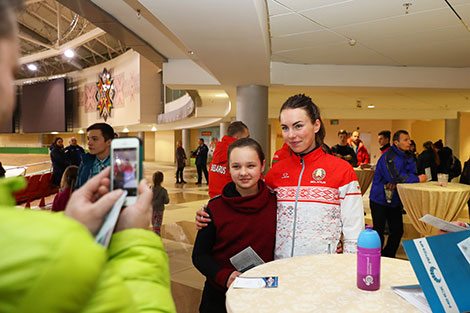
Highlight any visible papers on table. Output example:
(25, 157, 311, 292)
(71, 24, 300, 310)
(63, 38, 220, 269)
(419, 214, 468, 233)
(391, 285, 431, 313)
(232, 276, 278, 289)
(403, 230, 470, 313)
(230, 246, 265, 273)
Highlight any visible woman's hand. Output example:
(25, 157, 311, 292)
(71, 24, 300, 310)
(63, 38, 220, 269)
(65, 167, 124, 236)
(195, 204, 211, 230)
(437, 221, 468, 235)
(114, 179, 153, 232)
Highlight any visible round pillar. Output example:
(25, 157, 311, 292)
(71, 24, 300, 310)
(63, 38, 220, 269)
(236, 85, 269, 156)
(182, 128, 191, 166)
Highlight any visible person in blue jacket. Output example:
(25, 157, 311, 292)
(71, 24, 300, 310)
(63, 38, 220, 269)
(76, 123, 114, 189)
(369, 130, 427, 258)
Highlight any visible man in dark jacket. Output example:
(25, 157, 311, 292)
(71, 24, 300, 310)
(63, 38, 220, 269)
(76, 123, 114, 189)
(195, 138, 209, 184)
(370, 130, 427, 258)
(65, 137, 85, 166)
(331, 129, 357, 167)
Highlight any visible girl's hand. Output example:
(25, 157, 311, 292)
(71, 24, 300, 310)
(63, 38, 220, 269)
(227, 271, 242, 288)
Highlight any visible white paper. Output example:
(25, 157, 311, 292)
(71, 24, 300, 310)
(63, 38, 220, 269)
(233, 277, 267, 289)
(419, 214, 468, 233)
(425, 167, 432, 181)
(457, 236, 470, 265)
(95, 190, 127, 247)
(391, 285, 432, 313)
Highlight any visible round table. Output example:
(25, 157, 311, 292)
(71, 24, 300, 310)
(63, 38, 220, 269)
(397, 181, 470, 236)
(354, 168, 375, 195)
(226, 254, 421, 313)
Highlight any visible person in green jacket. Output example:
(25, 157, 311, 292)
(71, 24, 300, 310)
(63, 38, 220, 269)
(0, 1, 176, 312)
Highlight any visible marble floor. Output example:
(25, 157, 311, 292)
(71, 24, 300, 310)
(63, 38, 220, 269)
(2, 153, 470, 313)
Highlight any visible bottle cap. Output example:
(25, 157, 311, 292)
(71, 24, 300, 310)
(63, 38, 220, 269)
(357, 225, 381, 249)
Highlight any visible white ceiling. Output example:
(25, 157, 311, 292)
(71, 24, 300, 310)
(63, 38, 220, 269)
(268, 0, 470, 67)
(39, 0, 470, 125)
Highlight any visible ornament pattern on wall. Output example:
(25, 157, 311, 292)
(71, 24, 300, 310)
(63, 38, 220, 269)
(95, 68, 115, 121)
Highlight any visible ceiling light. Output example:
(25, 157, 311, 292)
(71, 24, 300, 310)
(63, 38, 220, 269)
(348, 39, 357, 46)
(64, 49, 75, 58)
(123, 127, 129, 133)
(188, 50, 194, 55)
(78, 129, 84, 134)
(151, 126, 157, 131)
(215, 94, 227, 98)
(51, 131, 58, 134)
(368, 105, 375, 109)
(27, 63, 37, 71)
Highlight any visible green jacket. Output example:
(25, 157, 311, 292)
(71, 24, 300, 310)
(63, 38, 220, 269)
(0, 177, 176, 313)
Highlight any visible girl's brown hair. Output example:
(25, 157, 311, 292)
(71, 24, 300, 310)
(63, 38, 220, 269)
(153, 171, 164, 187)
(60, 165, 78, 191)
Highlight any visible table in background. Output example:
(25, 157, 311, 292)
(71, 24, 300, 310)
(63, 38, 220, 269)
(397, 181, 470, 236)
(226, 254, 421, 313)
(354, 167, 375, 195)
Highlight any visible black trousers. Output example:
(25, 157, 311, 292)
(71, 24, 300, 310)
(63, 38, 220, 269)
(196, 164, 209, 183)
(176, 167, 184, 183)
(199, 281, 226, 313)
(370, 200, 404, 258)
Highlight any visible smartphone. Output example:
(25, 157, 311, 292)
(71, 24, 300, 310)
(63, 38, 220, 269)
(110, 137, 143, 206)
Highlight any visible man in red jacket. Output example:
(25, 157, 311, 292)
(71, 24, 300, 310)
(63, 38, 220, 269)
(348, 130, 370, 165)
(208, 121, 249, 198)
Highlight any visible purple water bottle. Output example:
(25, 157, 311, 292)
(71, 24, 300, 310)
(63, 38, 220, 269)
(357, 225, 381, 291)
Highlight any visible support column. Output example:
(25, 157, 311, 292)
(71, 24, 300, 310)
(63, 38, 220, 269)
(236, 85, 269, 157)
(38, 134, 43, 148)
(182, 128, 190, 166)
(220, 122, 229, 138)
(445, 115, 460, 158)
(81, 133, 86, 147)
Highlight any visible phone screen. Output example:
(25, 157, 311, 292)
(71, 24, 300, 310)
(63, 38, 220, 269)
(112, 147, 138, 196)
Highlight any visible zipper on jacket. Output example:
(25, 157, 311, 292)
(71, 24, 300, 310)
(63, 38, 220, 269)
(291, 156, 305, 257)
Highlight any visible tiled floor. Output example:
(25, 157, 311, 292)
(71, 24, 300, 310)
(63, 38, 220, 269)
(3, 154, 470, 313)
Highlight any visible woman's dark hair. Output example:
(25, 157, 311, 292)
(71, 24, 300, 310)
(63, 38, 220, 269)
(227, 137, 265, 164)
(153, 171, 164, 187)
(60, 165, 78, 191)
(53, 137, 63, 148)
(279, 94, 326, 152)
(433, 139, 444, 150)
(423, 141, 433, 150)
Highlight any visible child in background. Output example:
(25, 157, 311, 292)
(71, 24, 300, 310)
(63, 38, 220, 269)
(52, 165, 78, 212)
(152, 171, 169, 236)
(192, 138, 277, 313)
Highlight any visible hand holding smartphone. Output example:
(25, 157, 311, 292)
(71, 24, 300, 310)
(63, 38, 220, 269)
(110, 137, 143, 206)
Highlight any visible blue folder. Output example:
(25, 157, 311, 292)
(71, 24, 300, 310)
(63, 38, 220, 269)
(403, 230, 470, 313)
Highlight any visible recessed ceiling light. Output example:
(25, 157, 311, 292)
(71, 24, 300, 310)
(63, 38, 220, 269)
(64, 49, 75, 58)
(123, 127, 129, 133)
(188, 50, 194, 55)
(215, 94, 227, 98)
(348, 39, 357, 46)
(368, 105, 375, 109)
(78, 129, 84, 134)
(51, 131, 58, 134)
(27, 63, 37, 71)
(151, 126, 157, 131)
